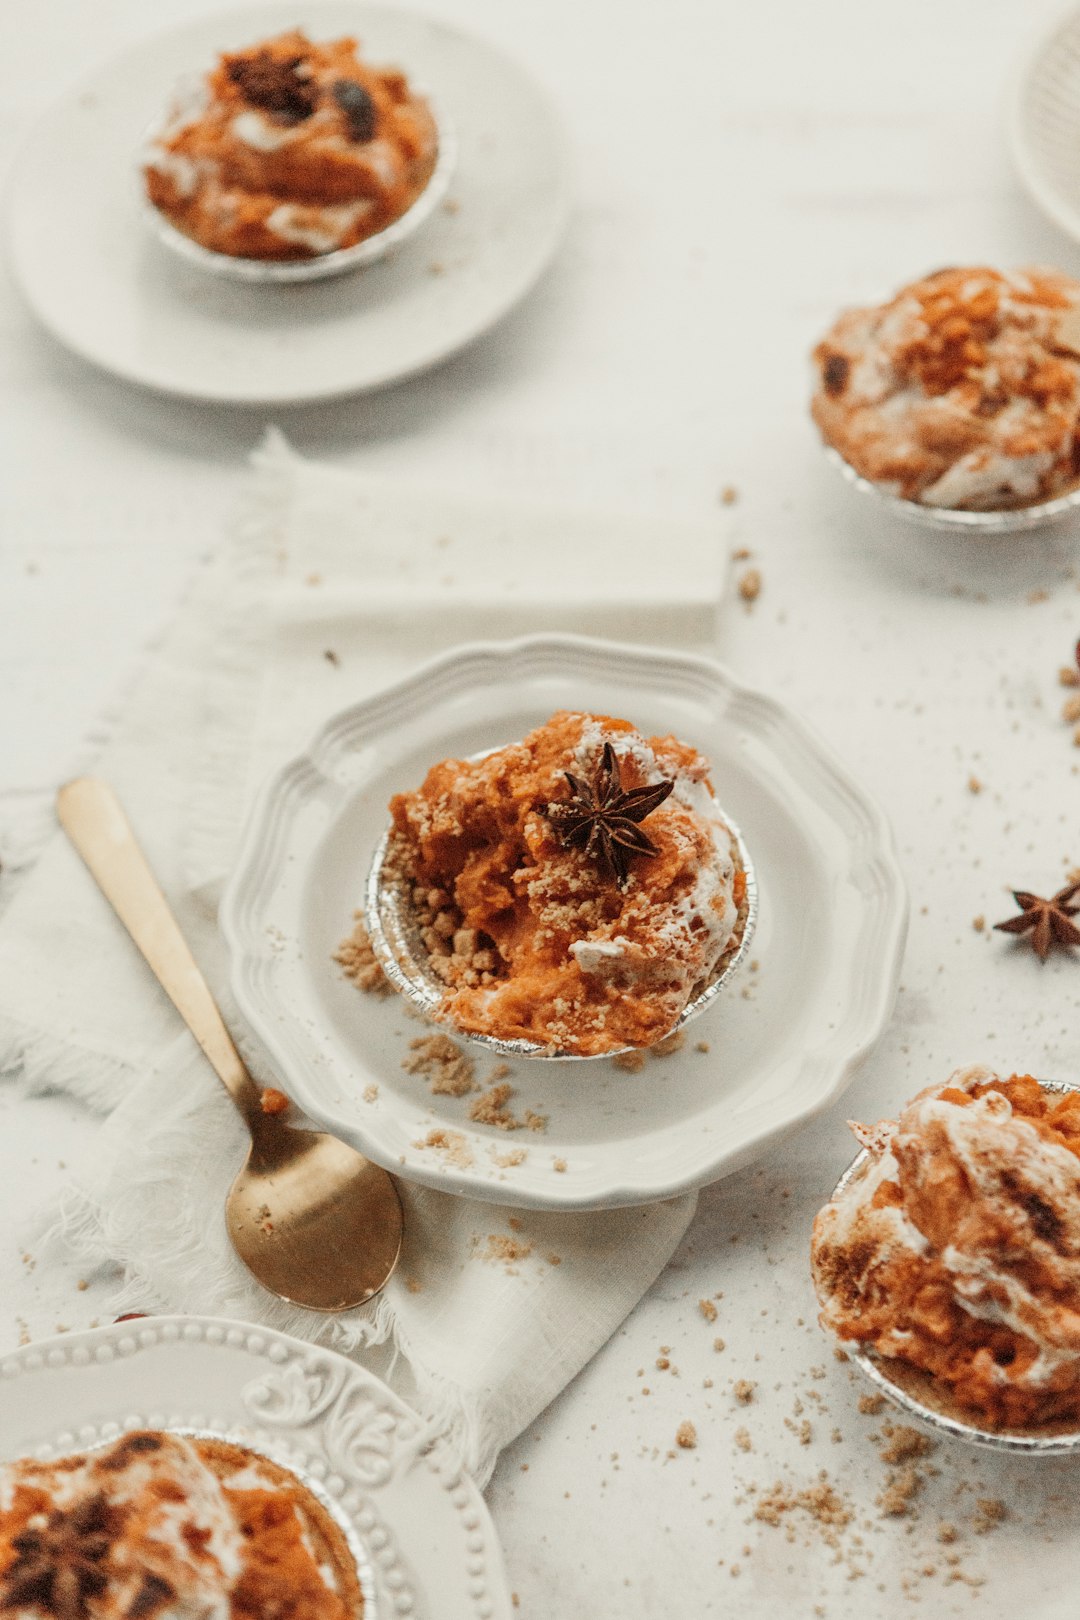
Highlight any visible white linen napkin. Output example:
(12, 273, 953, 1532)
(0, 432, 724, 1485)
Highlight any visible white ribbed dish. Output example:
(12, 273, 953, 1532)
(828, 1079, 1080, 1455)
(1013, 5, 1080, 250)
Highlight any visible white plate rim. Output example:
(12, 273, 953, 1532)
(0, 1314, 512, 1620)
(220, 633, 909, 1211)
(3, 1, 572, 405)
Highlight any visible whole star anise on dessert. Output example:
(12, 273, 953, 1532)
(0, 1494, 124, 1620)
(546, 741, 674, 886)
(226, 51, 318, 121)
(993, 881, 1080, 962)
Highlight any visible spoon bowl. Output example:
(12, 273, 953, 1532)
(57, 776, 403, 1312)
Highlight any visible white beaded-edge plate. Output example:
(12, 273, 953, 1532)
(4, 2, 570, 404)
(1012, 4, 1080, 247)
(220, 634, 909, 1212)
(0, 1316, 511, 1620)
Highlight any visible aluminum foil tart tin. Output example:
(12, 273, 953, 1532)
(823, 444, 1080, 534)
(365, 799, 758, 1063)
(141, 99, 456, 285)
(828, 1078, 1080, 1456)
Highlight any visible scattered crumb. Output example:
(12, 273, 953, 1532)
(878, 1463, 923, 1518)
(546, 1253, 562, 1266)
(699, 1298, 718, 1323)
(76, 1280, 88, 1292)
(468, 1082, 546, 1133)
(967, 774, 982, 794)
(937, 1522, 958, 1544)
(972, 914, 985, 932)
(478, 1233, 533, 1271)
(754, 1476, 853, 1545)
(259, 1087, 289, 1116)
(733, 1379, 756, 1404)
(1063, 695, 1080, 724)
(734, 1427, 752, 1453)
(858, 1393, 885, 1415)
(323, 648, 340, 667)
(972, 1498, 1007, 1535)
(363, 1084, 379, 1103)
(1028, 588, 1049, 604)
(404, 1033, 476, 1096)
(713, 1337, 726, 1353)
(411, 1128, 474, 1168)
(652, 1030, 685, 1057)
(334, 917, 392, 995)
(675, 1420, 697, 1450)
(553, 1157, 568, 1173)
(1060, 665, 1080, 688)
(695, 1040, 710, 1053)
(613, 1050, 647, 1073)
(721, 485, 739, 506)
(405, 1277, 422, 1294)
(878, 1424, 933, 1465)
(738, 568, 762, 605)
(492, 1147, 528, 1168)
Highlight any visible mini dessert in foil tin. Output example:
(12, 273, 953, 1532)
(0, 1427, 376, 1618)
(142, 30, 452, 282)
(812, 1067, 1080, 1452)
(360, 711, 757, 1060)
(812, 266, 1080, 531)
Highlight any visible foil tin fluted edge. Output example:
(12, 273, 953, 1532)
(364, 802, 758, 1064)
(828, 1078, 1080, 1455)
(822, 443, 1080, 534)
(140, 98, 457, 285)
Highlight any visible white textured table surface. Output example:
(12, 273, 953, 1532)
(5, 1, 1080, 1614)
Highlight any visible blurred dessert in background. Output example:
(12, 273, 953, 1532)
(811, 1065, 1080, 1430)
(812, 267, 1080, 510)
(144, 31, 438, 261)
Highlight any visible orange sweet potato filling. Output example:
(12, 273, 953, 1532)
(816, 1076, 1080, 1430)
(145, 31, 437, 260)
(389, 711, 741, 1055)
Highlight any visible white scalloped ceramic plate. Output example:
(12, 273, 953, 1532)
(220, 635, 908, 1211)
(0, 1316, 511, 1620)
(1011, 5, 1080, 246)
(5, 2, 569, 403)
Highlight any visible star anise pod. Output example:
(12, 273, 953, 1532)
(993, 881, 1080, 962)
(226, 51, 318, 122)
(0, 1494, 124, 1620)
(546, 741, 674, 886)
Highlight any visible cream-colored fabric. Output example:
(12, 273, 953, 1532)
(0, 432, 723, 1484)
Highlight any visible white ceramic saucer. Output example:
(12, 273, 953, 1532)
(0, 1315, 512, 1620)
(5, 3, 570, 404)
(220, 634, 908, 1212)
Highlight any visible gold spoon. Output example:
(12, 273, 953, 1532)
(56, 777, 403, 1313)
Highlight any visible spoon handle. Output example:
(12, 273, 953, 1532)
(56, 777, 265, 1130)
